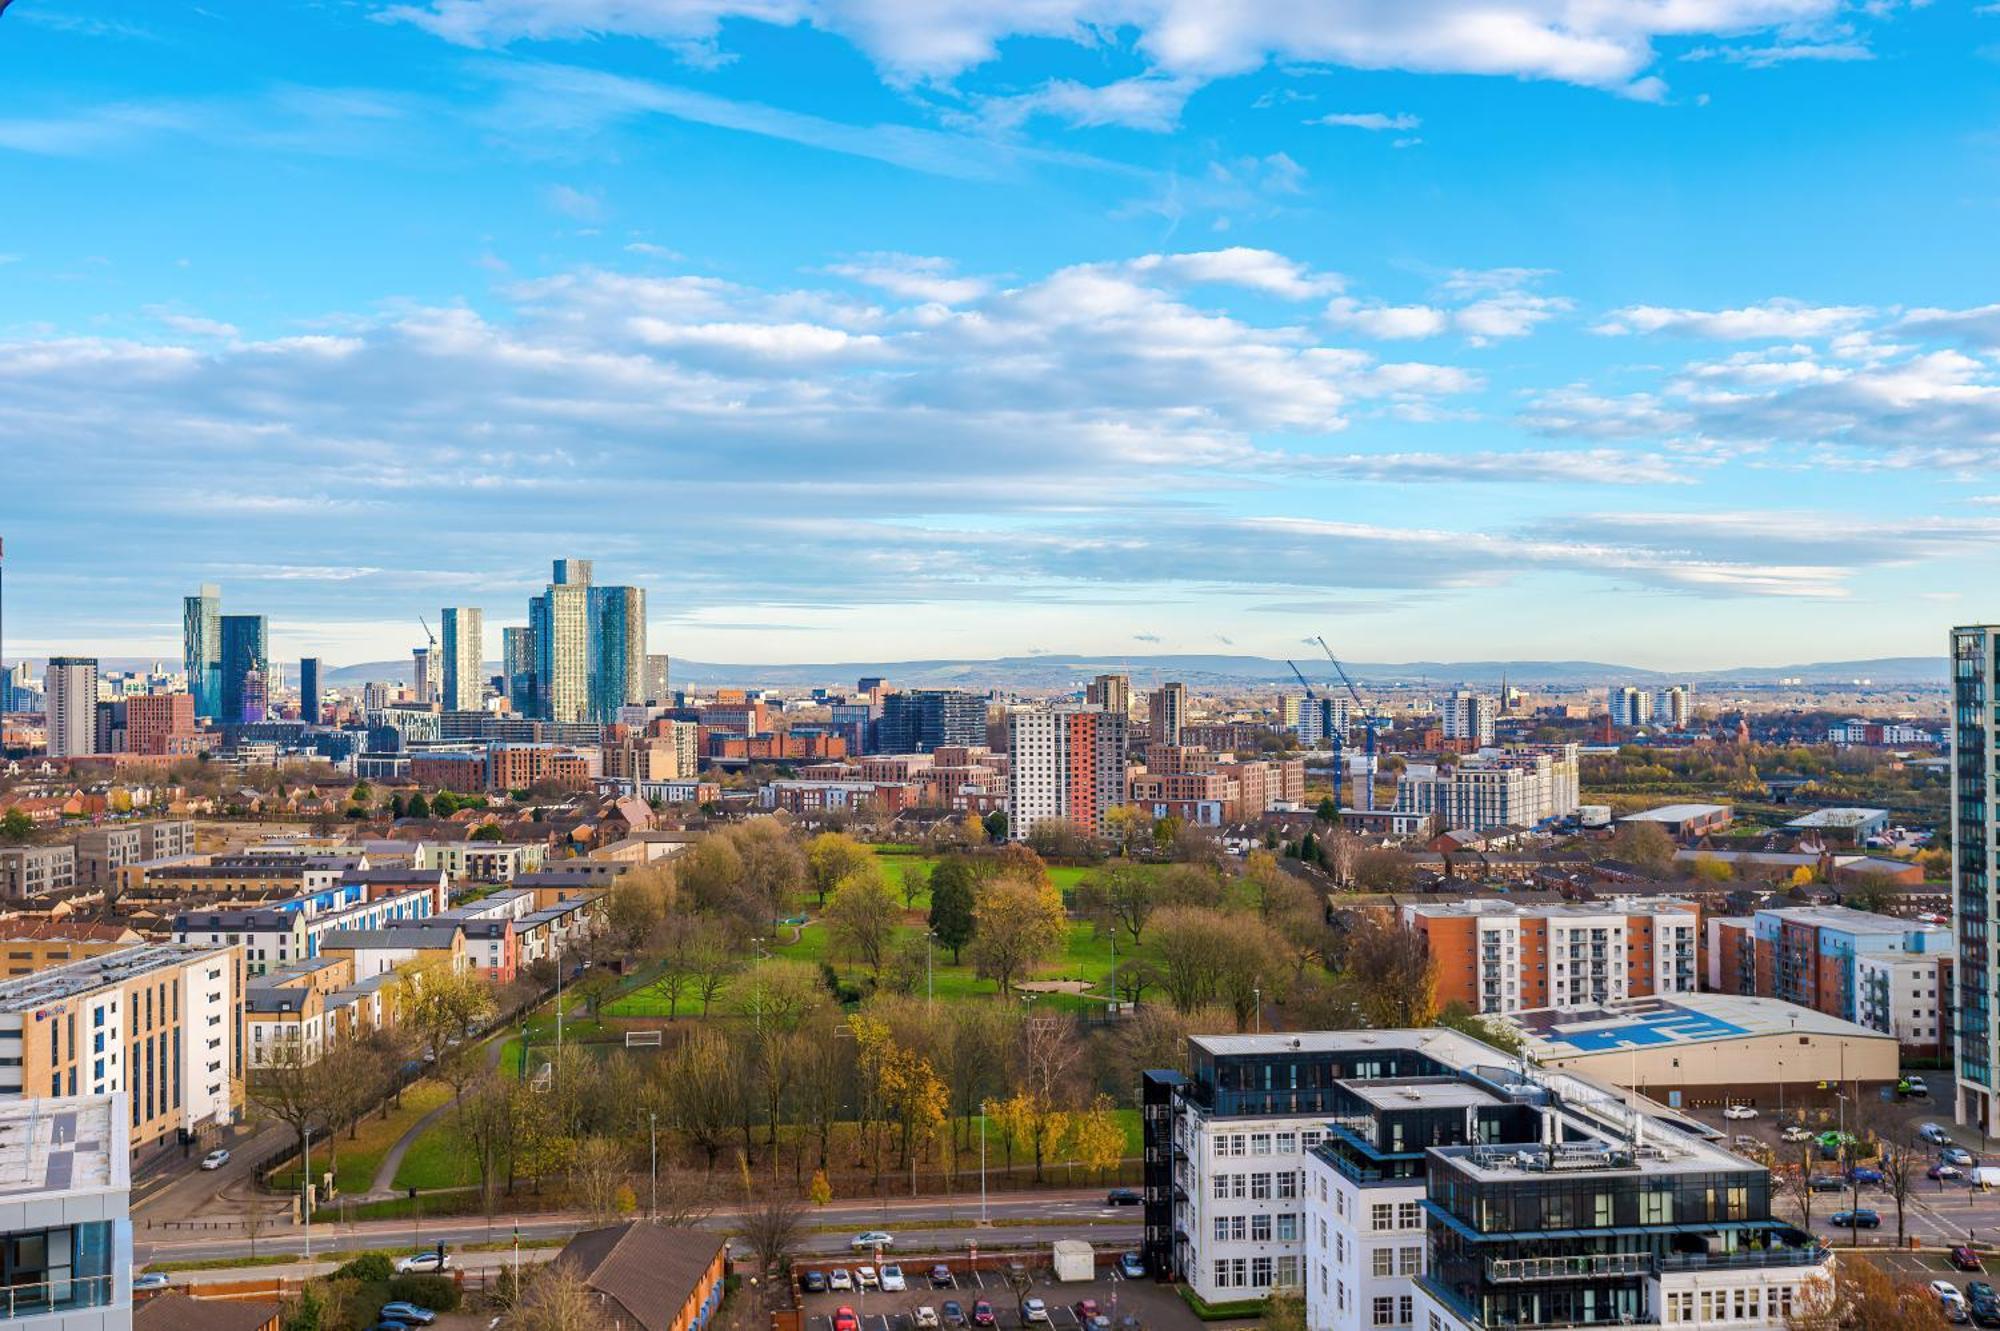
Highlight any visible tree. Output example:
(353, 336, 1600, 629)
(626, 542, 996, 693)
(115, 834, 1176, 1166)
(928, 858, 979, 963)
(1610, 820, 1675, 876)
(984, 811, 1008, 841)
(661, 1025, 740, 1167)
(457, 1071, 519, 1218)
(1872, 1112, 1920, 1247)
(404, 792, 431, 820)
(1103, 805, 1147, 858)
(247, 1039, 336, 1174)
(471, 824, 504, 842)
(1075, 865, 1158, 948)
(689, 928, 741, 1017)
(826, 866, 901, 976)
(1026, 819, 1095, 861)
(1150, 906, 1231, 1014)
(0, 809, 34, 843)
(1785, 1251, 1948, 1330)
(567, 1136, 636, 1223)
(1435, 1002, 1526, 1054)
(808, 1168, 832, 1206)
(806, 832, 871, 908)
(1351, 848, 1416, 892)
(1314, 796, 1339, 825)
(514, 1262, 614, 1331)
(606, 865, 673, 955)
(397, 964, 497, 1107)
(1065, 1095, 1126, 1181)
(1344, 915, 1438, 1028)
(1690, 855, 1736, 883)
(1779, 1142, 1819, 1232)
(968, 875, 1067, 996)
(741, 1195, 806, 1277)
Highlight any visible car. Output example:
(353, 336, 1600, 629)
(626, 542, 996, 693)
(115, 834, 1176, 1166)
(1022, 1299, 1049, 1324)
(1971, 1298, 2000, 1330)
(855, 1266, 879, 1290)
(394, 1252, 449, 1274)
(1831, 1209, 1881, 1229)
(1936, 1282, 1969, 1304)
(853, 1232, 894, 1251)
(1781, 1126, 1812, 1143)
(1948, 1304, 1975, 1327)
(915, 1311, 940, 1330)
(1809, 1174, 1846, 1193)
(1081, 1317, 1111, 1331)
(1076, 1301, 1102, 1322)
(1969, 1283, 1995, 1303)
(133, 1273, 170, 1292)
(881, 1265, 907, 1293)
(829, 1270, 854, 1292)
(1118, 1252, 1146, 1280)
(971, 1301, 996, 1327)
(1936, 1164, 1968, 1181)
(1924, 1124, 1955, 1146)
(1947, 1148, 1979, 1167)
(1956, 1248, 1988, 1273)
(1904, 1076, 1932, 1098)
(1723, 1104, 1758, 1120)
(1849, 1165, 1885, 1185)
(929, 1265, 955, 1288)
(1106, 1188, 1142, 1206)
(942, 1301, 965, 1326)
(199, 1149, 231, 1171)
(380, 1305, 436, 1326)
(834, 1308, 860, 1331)
(801, 1272, 828, 1294)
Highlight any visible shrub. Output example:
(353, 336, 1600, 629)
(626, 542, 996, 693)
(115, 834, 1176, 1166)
(388, 1274, 460, 1312)
(334, 1254, 394, 1283)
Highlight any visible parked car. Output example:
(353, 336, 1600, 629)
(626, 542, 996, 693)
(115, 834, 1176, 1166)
(801, 1272, 828, 1294)
(829, 1270, 854, 1292)
(1970, 1297, 2000, 1330)
(942, 1302, 966, 1326)
(1848, 1165, 1885, 1185)
(1935, 1281, 1970, 1305)
(855, 1266, 879, 1290)
(1022, 1299, 1049, 1324)
(1956, 1248, 1988, 1273)
(834, 1308, 861, 1331)
(133, 1274, 170, 1292)
(1923, 1124, 1955, 1146)
(915, 1310, 941, 1329)
(853, 1232, 894, 1251)
(1969, 1283, 1994, 1303)
(394, 1252, 449, 1274)
(1935, 1164, 1967, 1181)
(930, 1265, 955, 1289)
(1118, 1252, 1146, 1279)
(1903, 1075, 1932, 1098)
(1781, 1126, 1812, 1143)
(380, 1305, 435, 1326)
(971, 1301, 996, 1327)
(1723, 1104, 1758, 1120)
(881, 1265, 907, 1293)
(1106, 1189, 1142, 1206)
(1947, 1148, 1979, 1168)
(1830, 1209, 1880, 1228)
(1808, 1175, 1845, 1193)
(200, 1149, 231, 1171)
(1075, 1301, 1102, 1322)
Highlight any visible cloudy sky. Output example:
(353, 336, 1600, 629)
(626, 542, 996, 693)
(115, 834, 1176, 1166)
(4, 0, 1999, 671)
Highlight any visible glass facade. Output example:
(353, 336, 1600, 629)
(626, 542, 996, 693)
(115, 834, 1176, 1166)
(1955, 628, 1992, 1098)
(0, 1221, 116, 1320)
(181, 587, 221, 721)
(219, 614, 268, 727)
(587, 586, 647, 724)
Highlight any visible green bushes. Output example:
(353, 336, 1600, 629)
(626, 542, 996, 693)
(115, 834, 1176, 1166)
(333, 1254, 394, 1283)
(388, 1274, 460, 1312)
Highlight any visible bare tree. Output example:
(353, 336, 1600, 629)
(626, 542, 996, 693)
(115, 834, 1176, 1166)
(740, 1196, 806, 1278)
(1779, 1142, 1818, 1232)
(514, 1262, 613, 1331)
(568, 1135, 635, 1223)
(1871, 1114, 1920, 1248)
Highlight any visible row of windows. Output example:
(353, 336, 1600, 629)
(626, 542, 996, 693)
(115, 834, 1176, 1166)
(1212, 1256, 1300, 1290)
(1211, 1171, 1302, 1201)
(1662, 1285, 1797, 1322)
(1211, 1213, 1301, 1242)
(1211, 1130, 1324, 1157)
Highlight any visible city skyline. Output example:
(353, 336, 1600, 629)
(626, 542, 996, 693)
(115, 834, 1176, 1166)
(5, 3, 2000, 670)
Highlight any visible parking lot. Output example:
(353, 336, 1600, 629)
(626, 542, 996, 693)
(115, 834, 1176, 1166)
(796, 1255, 1218, 1331)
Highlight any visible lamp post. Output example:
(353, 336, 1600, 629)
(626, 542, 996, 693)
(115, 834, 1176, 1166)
(302, 1124, 314, 1262)
(979, 1101, 990, 1226)
(649, 1110, 659, 1219)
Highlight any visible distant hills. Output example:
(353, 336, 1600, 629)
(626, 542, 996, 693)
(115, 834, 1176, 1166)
(303, 652, 1949, 691)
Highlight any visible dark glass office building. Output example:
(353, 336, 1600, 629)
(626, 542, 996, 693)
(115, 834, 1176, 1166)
(877, 689, 986, 754)
(219, 613, 268, 726)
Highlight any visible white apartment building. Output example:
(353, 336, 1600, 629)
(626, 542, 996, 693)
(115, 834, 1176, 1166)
(1438, 693, 1496, 748)
(1393, 745, 1580, 830)
(45, 658, 98, 760)
(0, 1095, 135, 1331)
(1403, 899, 1701, 1016)
(1855, 951, 1951, 1050)
(1006, 704, 1129, 841)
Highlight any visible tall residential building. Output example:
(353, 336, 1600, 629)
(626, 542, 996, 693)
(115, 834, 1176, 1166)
(1148, 681, 1187, 745)
(0, 1094, 136, 1331)
(553, 558, 593, 587)
(126, 693, 195, 756)
(1609, 684, 1651, 728)
(503, 626, 537, 714)
(1954, 624, 1996, 1130)
(1294, 695, 1349, 746)
(1707, 905, 1952, 1055)
(218, 613, 267, 725)
(181, 582, 222, 720)
(878, 689, 987, 754)
(45, 656, 98, 758)
(411, 646, 437, 704)
(1403, 897, 1700, 1015)
(1085, 672, 1131, 717)
(531, 582, 590, 722)
(587, 585, 646, 722)
(644, 653, 672, 704)
(1653, 683, 1694, 730)
(1006, 704, 1128, 840)
(440, 606, 485, 712)
(1439, 691, 1496, 746)
(299, 657, 323, 725)
(1392, 744, 1581, 829)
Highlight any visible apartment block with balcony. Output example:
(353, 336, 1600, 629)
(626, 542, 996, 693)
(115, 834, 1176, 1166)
(1706, 905, 1952, 1054)
(0, 1094, 134, 1331)
(1403, 899, 1700, 1016)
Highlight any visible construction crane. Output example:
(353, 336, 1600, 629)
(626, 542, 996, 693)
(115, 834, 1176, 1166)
(1316, 636, 1382, 811)
(1288, 659, 1350, 811)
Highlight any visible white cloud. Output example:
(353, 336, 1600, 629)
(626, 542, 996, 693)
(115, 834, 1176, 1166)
(1684, 40, 1873, 66)
(1129, 248, 1339, 300)
(386, 0, 1870, 105)
(1594, 298, 1874, 340)
(544, 183, 604, 220)
(149, 310, 240, 339)
(1323, 299, 1450, 340)
(977, 75, 1196, 132)
(1899, 303, 2000, 348)
(1308, 112, 1420, 132)
(827, 253, 992, 304)
(1324, 270, 1569, 343)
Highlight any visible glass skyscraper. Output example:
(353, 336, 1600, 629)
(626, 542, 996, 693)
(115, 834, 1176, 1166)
(588, 584, 646, 723)
(1954, 625, 1994, 1129)
(299, 656, 322, 725)
(182, 583, 221, 720)
(219, 613, 268, 726)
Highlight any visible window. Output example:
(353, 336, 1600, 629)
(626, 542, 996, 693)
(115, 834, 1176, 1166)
(1214, 1174, 1231, 1200)
(1318, 1176, 1328, 1203)
(1398, 1247, 1421, 1276)
(1251, 1133, 1272, 1156)
(1276, 1214, 1299, 1242)
(1319, 1265, 1328, 1296)
(1372, 1296, 1397, 1327)
(1250, 1257, 1272, 1288)
(1302, 1130, 1323, 1150)
(1336, 1234, 1345, 1263)
(1318, 1218, 1327, 1246)
(1337, 1280, 1347, 1313)
(1278, 1171, 1299, 1200)
(1398, 1297, 1413, 1325)
(1214, 1262, 1232, 1289)
(1396, 1202, 1422, 1229)
(1251, 1215, 1272, 1242)
(1277, 1257, 1298, 1288)
(1231, 1175, 1247, 1200)
(1276, 1132, 1297, 1153)
(1252, 1173, 1272, 1200)
(1371, 1203, 1394, 1232)
(1215, 1216, 1245, 1242)
(1372, 1249, 1394, 1278)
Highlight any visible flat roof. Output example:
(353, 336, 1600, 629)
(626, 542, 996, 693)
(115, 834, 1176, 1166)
(1619, 803, 1730, 822)
(1507, 993, 1893, 1057)
(1786, 807, 1889, 828)
(1757, 904, 1930, 935)
(1406, 897, 1697, 920)
(0, 1095, 125, 1200)
(1347, 1077, 1503, 1113)
(0, 944, 228, 1008)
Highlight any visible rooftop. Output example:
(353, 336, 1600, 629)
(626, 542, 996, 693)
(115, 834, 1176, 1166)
(0, 1096, 125, 1200)
(1618, 803, 1730, 822)
(1506, 993, 1894, 1056)
(1755, 904, 1935, 935)
(1785, 807, 1889, 829)
(0, 944, 228, 1009)
(1347, 1076, 1504, 1113)
(1405, 896, 1697, 920)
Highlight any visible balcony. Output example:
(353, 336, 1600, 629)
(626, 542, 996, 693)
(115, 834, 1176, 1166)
(1486, 1253, 1651, 1283)
(0, 1274, 117, 1321)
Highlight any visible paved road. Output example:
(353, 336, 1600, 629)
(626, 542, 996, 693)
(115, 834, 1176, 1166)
(138, 1189, 1143, 1270)
(133, 1121, 292, 1223)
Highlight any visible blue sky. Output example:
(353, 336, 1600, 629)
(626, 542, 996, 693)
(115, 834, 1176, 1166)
(4, 0, 2000, 672)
